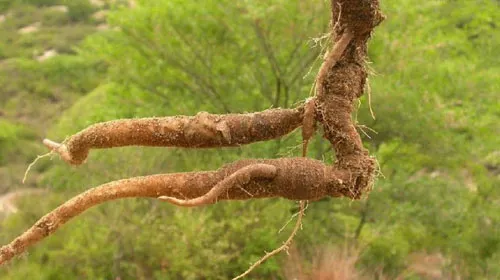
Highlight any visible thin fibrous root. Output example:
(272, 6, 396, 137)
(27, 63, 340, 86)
(158, 164, 277, 207)
(22, 151, 54, 184)
(232, 201, 306, 280)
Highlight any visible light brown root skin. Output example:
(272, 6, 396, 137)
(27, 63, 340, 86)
(315, 31, 354, 99)
(42, 139, 71, 163)
(0, 157, 351, 266)
(45, 107, 304, 165)
(159, 164, 277, 207)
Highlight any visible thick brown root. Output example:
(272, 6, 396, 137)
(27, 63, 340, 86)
(313, 0, 385, 197)
(158, 164, 277, 207)
(43, 107, 304, 165)
(0, 157, 350, 265)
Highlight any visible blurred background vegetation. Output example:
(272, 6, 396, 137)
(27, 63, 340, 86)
(0, 0, 498, 279)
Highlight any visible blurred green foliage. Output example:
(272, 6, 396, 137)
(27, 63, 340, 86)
(0, 120, 36, 165)
(0, 0, 499, 279)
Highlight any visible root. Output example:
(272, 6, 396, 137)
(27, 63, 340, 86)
(312, 0, 384, 198)
(315, 30, 354, 98)
(42, 139, 71, 163)
(3, 0, 385, 271)
(158, 164, 277, 207)
(22, 151, 54, 184)
(0, 158, 351, 266)
(301, 97, 317, 157)
(43, 107, 305, 165)
(232, 201, 306, 280)
(366, 79, 376, 120)
(234, 106, 313, 278)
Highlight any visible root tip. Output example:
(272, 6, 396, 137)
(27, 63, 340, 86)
(42, 138, 61, 150)
(42, 138, 75, 165)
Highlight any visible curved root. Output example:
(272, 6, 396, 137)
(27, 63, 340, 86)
(159, 164, 277, 207)
(0, 157, 349, 265)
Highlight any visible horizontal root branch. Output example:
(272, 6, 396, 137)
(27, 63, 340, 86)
(0, 157, 350, 265)
(44, 107, 305, 165)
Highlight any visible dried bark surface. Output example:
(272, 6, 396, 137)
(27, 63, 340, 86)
(0, 0, 384, 269)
